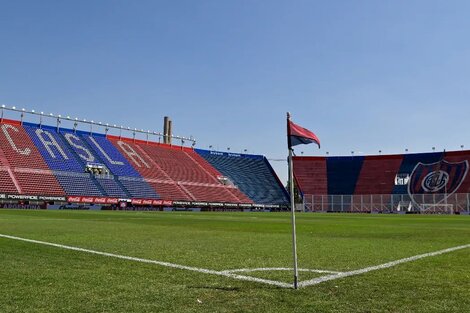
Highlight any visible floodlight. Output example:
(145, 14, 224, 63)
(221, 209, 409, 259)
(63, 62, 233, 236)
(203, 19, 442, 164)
(12, 106, 16, 109)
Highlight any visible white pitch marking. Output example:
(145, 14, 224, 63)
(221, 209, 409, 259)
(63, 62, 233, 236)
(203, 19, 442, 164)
(299, 243, 470, 288)
(2, 233, 468, 289)
(221, 267, 341, 274)
(0, 233, 291, 288)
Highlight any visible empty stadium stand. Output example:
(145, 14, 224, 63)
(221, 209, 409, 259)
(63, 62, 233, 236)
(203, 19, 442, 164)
(196, 150, 289, 205)
(108, 137, 253, 203)
(0, 116, 288, 208)
(295, 151, 470, 213)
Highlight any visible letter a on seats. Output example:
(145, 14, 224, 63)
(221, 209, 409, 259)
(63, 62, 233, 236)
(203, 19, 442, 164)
(117, 141, 150, 168)
(35, 129, 69, 159)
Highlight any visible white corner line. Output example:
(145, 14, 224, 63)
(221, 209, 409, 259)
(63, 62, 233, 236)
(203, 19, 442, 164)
(3, 233, 467, 290)
(0, 233, 292, 289)
(299, 243, 470, 288)
(221, 267, 341, 274)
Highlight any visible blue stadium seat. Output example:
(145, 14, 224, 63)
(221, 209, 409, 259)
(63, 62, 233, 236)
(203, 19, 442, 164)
(119, 177, 160, 199)
(23, 124, 105, 196)
(60, 130, 131, 198)
(82, 135, 143, 177)
(196, 150, 289, 205)
(95, 177, 130, 198)
(55, 172, 103, 196)
(24, 125, 84, 172)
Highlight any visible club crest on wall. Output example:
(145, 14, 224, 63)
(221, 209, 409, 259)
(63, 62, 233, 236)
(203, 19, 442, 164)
(408, 159, 469, 206)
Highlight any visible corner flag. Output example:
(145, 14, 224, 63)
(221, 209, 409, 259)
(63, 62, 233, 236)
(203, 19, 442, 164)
(286, 113, 320, 289)
(288, 119, 320, 149)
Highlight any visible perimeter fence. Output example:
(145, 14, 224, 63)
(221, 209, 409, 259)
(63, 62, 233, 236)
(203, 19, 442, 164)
(302, 193, 470, 214)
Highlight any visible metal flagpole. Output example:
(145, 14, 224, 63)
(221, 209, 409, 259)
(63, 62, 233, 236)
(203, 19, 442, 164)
(287, 112, 299, 289)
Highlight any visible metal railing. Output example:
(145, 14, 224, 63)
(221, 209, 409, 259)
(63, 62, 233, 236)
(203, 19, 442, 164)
(302, 193, 470, 214)
(0, 105, 196, 146)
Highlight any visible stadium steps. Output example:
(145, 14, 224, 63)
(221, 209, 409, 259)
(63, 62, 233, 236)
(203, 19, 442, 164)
(13, 168, 65, 196)
(94, 176, 130, 198)
(118, 176, 160, 199)
(0, 143, 21, 193)
(54, 171, 103, 197)
(109, 137, 214, 200)
(133, 143, 250, 202)
(131, 142, 193, 199)
(176, 183, 197, 201)
(138, 144, 219, 184)
(185, 150, 252, 202)
(0, 166, 20, 193)
(183, 150, 222, 184)
(145, 179, 194, 201)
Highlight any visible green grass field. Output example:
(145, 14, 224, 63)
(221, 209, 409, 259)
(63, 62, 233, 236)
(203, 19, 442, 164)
(0, 209, 469, 312)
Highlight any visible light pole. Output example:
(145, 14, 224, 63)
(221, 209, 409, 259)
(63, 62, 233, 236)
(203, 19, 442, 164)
(56, 115, 61, 132)
(1, 104, 5, 122)
(20, 108, 25, 125)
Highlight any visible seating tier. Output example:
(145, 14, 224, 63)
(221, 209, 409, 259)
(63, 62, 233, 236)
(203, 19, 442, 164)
(197, 150, 289, 205)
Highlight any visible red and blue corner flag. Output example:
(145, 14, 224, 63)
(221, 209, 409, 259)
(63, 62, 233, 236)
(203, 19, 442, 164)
(287, 117, 320, 149)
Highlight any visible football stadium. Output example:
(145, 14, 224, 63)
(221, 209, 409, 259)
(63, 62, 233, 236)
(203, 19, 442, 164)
(1, 107, 469, 312)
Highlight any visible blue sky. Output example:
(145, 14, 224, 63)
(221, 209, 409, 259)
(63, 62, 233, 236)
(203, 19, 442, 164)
(1, 0, 470, 183)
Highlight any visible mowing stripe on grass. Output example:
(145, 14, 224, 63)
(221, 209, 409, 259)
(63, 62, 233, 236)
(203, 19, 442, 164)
(299, 243, 470, 288)
(0, 233, 291, 289)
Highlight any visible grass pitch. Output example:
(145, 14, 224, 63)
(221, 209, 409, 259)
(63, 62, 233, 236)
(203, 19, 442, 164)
(0, 210, 469, 312)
